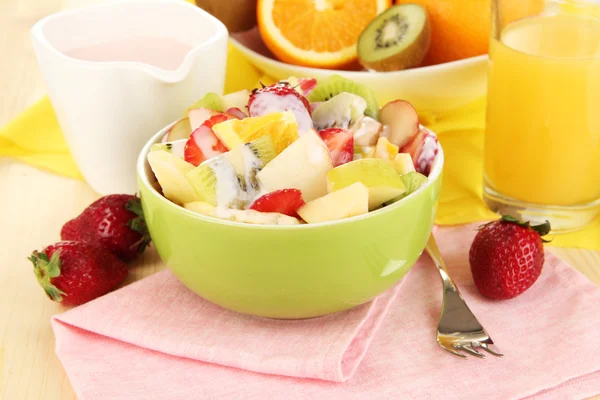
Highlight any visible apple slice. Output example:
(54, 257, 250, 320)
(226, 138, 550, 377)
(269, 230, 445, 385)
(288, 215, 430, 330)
(327, 158, 405, 210)
(165, 118, 192, 141)
(147, 150, 200, 205)
(188, 107, 221, 132)
(379, 100, 420, 148)
(225, 107, 247, 119)
(222, 89, 251, 111)
(297, 182, 369, 223)
(257, 129, 333, 202)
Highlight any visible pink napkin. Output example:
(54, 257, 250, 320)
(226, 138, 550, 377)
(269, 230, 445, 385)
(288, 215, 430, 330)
(52, 225, 600, 400)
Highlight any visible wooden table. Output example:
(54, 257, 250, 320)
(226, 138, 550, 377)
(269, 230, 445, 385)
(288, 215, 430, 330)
(1, 1, 599, 399)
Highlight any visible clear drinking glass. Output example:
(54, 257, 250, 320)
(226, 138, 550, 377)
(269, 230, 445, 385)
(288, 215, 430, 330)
(483, 0, 600, 232)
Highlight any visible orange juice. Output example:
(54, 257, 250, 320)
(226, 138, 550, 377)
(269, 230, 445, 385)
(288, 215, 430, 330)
(484, 14, 600, 206)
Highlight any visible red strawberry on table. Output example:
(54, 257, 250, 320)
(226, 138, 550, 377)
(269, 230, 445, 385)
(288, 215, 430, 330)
(29, 241, 128, 306)
(184, 114, 231, 166)
(469, 216, 551, 300)
(249, 189, 305, 217)
(318, 127, 354, 167)
(61, 194, 151, 262)
(247, 82, 313, 133)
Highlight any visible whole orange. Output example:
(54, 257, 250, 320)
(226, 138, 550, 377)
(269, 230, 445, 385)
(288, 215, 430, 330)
(395, 0, 544, 65)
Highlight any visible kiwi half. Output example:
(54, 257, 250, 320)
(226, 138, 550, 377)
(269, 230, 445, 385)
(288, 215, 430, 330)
(307, 75, 380, 120)
(357, 4, 431, 72)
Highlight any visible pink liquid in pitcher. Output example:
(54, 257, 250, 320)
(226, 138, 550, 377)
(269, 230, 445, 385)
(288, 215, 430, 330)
(65, 37, 192, 70)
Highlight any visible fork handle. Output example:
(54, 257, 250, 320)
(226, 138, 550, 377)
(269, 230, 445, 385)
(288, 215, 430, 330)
(425, 234, 461, 294)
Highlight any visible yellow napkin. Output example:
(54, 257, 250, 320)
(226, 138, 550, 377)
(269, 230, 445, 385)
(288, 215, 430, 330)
(1, 41, 598, 249)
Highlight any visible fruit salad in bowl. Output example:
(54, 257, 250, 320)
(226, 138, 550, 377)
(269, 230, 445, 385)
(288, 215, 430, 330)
(146, 75, 439, 226)
(137, 75, 443, 318)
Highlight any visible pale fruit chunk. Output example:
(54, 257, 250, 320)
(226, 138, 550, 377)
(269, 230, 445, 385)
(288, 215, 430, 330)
(298, 182, 369, 224)
(185, 156, 244, 208)
(151, 139, 186, 159)
(351, 116, 382, 146)
(354, 146, 375, 160)
(257, 129, 333, 202)
(166, 118, 193, 141)
(327, 158, 405, 210)
(312, 92, 367, 131)
(373, 137, 399, 161)
(379, 100, 420, 148)
(184, 201, 301, 225)
(188, 107, 220, 132)
(147, 150, 200, 205)
(392, 153, 415, 174)
(222, 89, 251, 111)
(212, 111, 298, 154)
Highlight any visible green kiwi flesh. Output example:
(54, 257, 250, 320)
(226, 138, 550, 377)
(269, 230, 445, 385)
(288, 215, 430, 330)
(307, 74, 380, 120)
(357, 4, 431, 72)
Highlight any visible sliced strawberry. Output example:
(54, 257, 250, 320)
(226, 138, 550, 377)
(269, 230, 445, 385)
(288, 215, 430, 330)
(203, 114, 231, 129)
(399, 128, 439, 176)
(184, 114, 231, 166)
(225, 107, 247, 120)
(249, 189, 305, 217)
(297, 78, 317, 96)
(248, 82, 313, 133)
(318, 128, 354, 167)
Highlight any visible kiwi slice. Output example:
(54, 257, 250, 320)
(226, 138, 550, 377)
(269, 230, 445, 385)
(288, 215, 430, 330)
(312, 92, 367, 131)
(226, 135, 277, 195)
(186, 135, 276, 208)
(150, 139, 186, 158)
(357, 4, 431, 72)
(185, 156, 242, 208)
(187, 92, 225, 113)
(307, 75, 380, 120)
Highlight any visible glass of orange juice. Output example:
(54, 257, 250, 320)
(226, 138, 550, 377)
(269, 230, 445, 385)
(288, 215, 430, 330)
(484, 0, 600, 232)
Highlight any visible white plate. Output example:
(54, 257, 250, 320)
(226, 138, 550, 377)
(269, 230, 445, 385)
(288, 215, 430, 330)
(230, 28, 488, 114)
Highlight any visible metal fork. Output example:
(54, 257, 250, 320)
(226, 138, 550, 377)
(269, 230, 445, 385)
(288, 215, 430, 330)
(425, 234, 504, 359)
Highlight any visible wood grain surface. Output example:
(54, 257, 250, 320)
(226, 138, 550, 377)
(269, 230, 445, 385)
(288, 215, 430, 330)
(1, 1, 599, 399)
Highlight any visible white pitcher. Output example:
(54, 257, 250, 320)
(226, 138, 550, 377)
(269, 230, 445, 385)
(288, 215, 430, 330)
(31, 0, 228, 195)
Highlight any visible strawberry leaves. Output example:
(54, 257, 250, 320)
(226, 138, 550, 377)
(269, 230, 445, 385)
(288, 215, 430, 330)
(28, 250, 65, 302)
(126, 196, 152, 254)
(478, 215, 552, 242)
(500, 215, 551, 237)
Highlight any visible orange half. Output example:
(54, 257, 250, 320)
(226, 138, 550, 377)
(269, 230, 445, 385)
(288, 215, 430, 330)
(258, 0, 391, 69)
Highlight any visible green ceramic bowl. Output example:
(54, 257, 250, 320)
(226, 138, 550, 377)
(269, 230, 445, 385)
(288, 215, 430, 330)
(137, 124, 444, 319)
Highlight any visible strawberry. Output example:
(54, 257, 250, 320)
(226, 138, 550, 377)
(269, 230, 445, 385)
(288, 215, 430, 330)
(249, 189, 305, 217)
(29, 241, 127, 306)
(61, 194, 151, 262)
(399, 128, 439, 176)
(184, 114, 231, 166)
(318, 128, 354, 167)
(247, 82, 313, 133)
(469, 216, 550, 300)
(297, 78, 317, 96)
